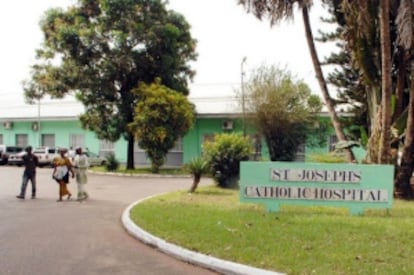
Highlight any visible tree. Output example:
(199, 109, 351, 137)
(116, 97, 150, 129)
(24, 0, 197, 169)
(238, 0, 356, 162)
(339, 1, 383, 164)
(244, 65, 322, 161)
(318, 1, 370, 146)
(185, 157, 210, 193)
(394, 0, 414, 198)
(326, 0, 414, 198)
(129, 80, 195, 173)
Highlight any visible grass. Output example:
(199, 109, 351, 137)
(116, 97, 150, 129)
(130, 185, 414, 275)
(90, 165, 187, 175)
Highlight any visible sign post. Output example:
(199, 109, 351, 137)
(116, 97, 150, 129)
(240, 162, 394, 215)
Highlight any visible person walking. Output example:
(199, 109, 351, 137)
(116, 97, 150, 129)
(16, 146, 39, 199)
(73, 147, 89, 202)
(53, 148, 74, 202)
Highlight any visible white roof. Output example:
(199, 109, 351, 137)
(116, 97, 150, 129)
(0, 94, 241, 121)
(0, 82, 332, 121)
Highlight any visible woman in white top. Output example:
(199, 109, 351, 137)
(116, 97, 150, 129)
(73, 147, 89, 202)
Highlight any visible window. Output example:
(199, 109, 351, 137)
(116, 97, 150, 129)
(296, 143, 306, 154)
(100, 139, 114, 152)
(202, 134, 214, 144)
(328, 135, 338, 152)
(170, 137, 183, 152)
(100, 139, 114, 150)
(70, 134, 85, 150)
(251, 134, 262, 160)
(136, 138, 183, 152)
(42, 134, 55, 147)
(16, 134, 28, 147)
(98, 139, 114, 159)
(200, 134, 215, 155)
(136, 141, 144, 151)
(293, 143, 306, 162)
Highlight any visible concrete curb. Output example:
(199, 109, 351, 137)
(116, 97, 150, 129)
(90, 170, 191, 178)
(121, 195, 285, 275)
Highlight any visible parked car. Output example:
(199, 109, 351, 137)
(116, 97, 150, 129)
(0, 145, 23, 165)
(8, 151, 27, 166)
(84, 151, 106, 166)
(33, 147, 60, 167)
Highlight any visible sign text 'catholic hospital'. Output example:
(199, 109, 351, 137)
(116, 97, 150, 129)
(244, 186, 388, 202)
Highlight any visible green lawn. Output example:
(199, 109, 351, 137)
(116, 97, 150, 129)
(130, 185, 414, 275)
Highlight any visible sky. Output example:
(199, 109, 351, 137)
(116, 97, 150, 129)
(0, 0, 334, 108)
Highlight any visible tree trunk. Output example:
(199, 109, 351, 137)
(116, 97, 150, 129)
(395, 59, 414, 199)
(365, 107, 382, 164)
(378, 0, 392, 164)
(393, 47, 406, 121)
(301, 6, 356, 163)
(365, 84, 380, 126)
(189, 176, 201, 193)
(127, 133, 135, 170)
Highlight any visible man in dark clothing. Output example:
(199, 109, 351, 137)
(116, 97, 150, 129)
(16, 146, 39, 199)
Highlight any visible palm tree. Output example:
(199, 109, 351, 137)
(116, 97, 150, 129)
(185, 157, 210, 193)
(394, 0, 414, 198)
(339, 0, 413, 198)
(340, 1, 382, 164)
(339, 0, 394, 165)
(238, 0, 356, 162)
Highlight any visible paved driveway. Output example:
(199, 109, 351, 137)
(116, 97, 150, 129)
(0, 166, 217, 275)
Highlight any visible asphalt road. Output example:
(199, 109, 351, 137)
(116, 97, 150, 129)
(0, 166, 218, 275)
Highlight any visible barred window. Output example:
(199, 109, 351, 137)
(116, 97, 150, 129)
(16, 134, 28, 147)
(170, 137, 183, 152)
(328, 135, 338, 152)
(100, 139, 115, 151)
(136, 138, 183, 152)
(69, 134, 85, 150)
(202, 134, 214, 143)
(42, 134, 55, 147)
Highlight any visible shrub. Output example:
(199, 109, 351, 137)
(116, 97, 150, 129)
(308, 153, 347, 163)
(203, 133, 253, 188)
(104, 153, 120, 171)
(184, 157, 210, 193)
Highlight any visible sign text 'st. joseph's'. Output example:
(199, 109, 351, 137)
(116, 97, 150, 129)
(271, 168, 361, 183)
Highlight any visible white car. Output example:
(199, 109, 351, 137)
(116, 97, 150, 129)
(84, 151, 106, 166)
(0, 145, 23, 165)
(7, 151, 27, 166)
(33, 147, 60, 167)
(68, 150, 106, 167)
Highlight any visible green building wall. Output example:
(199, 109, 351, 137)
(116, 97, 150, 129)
(1, 115, 362, 166)
(183, 117, 245, 163)
(183, 116, 268, 163)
